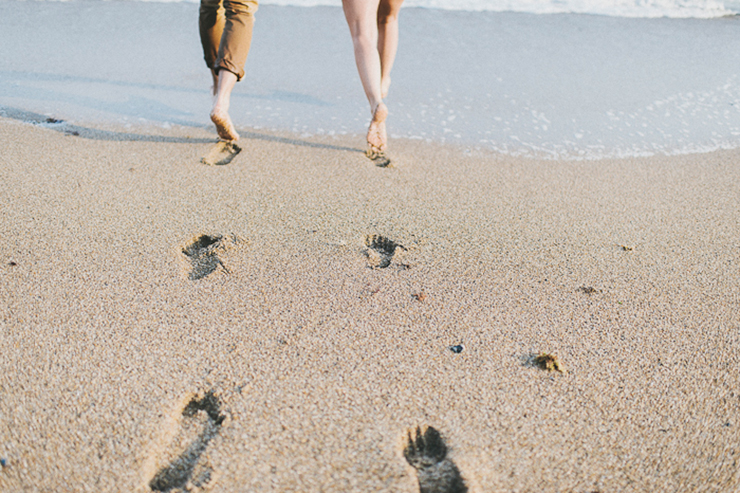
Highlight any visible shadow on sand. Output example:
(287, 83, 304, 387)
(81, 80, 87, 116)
(1, 106, 363, 154)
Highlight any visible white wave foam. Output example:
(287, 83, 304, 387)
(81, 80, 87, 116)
(261, 0, 740, 19)
(30, 0, 740, 19)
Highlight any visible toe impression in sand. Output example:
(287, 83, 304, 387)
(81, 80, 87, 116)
(403, 426, 468, 493)
(366, 147, 392, 167)
(201, 141, 242, 166)
(146, 391, 226, 492)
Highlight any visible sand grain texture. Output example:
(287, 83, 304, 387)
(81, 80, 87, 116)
(1, 118, 739, 492)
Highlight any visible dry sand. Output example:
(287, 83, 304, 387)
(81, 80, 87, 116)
(1, 115, 739, 492)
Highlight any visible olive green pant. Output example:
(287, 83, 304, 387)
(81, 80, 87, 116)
(199, 0, 258, 81)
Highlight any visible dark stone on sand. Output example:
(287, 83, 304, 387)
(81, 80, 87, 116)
(533, 353, 564, 373)
(8, 261, 17, 266)
(450, 345, 464, 354)
(1, 458, 7, 468)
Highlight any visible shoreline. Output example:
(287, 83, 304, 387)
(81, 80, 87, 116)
(1, 117, 739, 491)
(2, 1, 740, 160)
(7, 107, 740, 163)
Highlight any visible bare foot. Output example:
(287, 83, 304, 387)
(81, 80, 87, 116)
(367, 102, 388, 153)
(210, 106, 239, 142)
(381, 76, 391, 99)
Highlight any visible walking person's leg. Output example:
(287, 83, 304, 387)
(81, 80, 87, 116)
(377, 0, 404, 99)
(210, 70, 239, 141)
(199, 0, 258, 141)
(342, 0, 388, 153)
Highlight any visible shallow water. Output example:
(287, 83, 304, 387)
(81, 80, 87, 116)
(2, 2, 740, 159)
(54, 0, 740, 19)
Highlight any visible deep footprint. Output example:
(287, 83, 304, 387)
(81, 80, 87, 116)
(403, 426, 468, 493)
(201, 141, 241, 166)
(149, 392, 225, 492)
(366, 148, 391, 167)
(365, 234, 406, 269)
(182, 234, 229, 280)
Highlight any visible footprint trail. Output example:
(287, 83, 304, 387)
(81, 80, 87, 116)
(181, 234, 242, 281)
(403, 426, 468, 493)
(201, 141, 241, 166)
(365, 234, 407, 269)
(148, 391, 225, 492)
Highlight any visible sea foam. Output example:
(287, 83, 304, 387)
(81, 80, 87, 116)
(260, 0, 740, 19)
(62, 0, 740, 19)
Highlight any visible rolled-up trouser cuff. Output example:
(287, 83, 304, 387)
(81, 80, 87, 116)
(199, 0, 258, 81)
(213, 59, 244, 81)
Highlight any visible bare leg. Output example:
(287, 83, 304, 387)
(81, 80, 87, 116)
(210, 69, 219, 96)
(200, 0, 257, 142)
(343, 0, 390, 151)
(377, 0, 403, 98)
(343, 0, 383, 112)
(210, 69, 239, 141)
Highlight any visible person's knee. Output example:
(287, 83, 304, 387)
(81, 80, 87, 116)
(378, 9, 398, 26)
(351, 27, 377, 48)
(377, 0, 401, 24)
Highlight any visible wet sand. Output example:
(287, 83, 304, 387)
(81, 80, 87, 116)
(1, 115, 738, 492)
(3, 1, 740, 159)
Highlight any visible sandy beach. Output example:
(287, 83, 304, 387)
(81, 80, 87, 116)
(2, 0, 740, 491)
(1, 112, 739, 492)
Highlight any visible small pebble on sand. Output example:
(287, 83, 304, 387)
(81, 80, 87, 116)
(533, 353, 564, 373)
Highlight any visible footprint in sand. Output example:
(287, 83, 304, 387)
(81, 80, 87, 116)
(403, 426, 468, 493)
(201, 141, 241, 166)
(366, 148, 392, 168)
(364, 234, 408, 270)
(182, 235, 228, 280)
(147, 391, 225, 492)
(182, 234, 244, 280)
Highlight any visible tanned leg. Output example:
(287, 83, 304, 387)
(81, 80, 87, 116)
(377, 0, 403, 99)
(210, 69, 219, 96)
(342, 0, 389, 152)
(210, 69, 239, 142)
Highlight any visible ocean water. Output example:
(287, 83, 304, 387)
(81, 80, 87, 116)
(2, 1, 740, 159)
(94, 0, 740, 19)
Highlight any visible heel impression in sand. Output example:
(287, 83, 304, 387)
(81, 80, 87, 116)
(144, 390, 226, 492)
(201, 140, 242, 166)
(366, 147, 391, 167)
